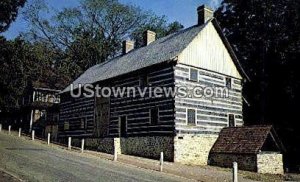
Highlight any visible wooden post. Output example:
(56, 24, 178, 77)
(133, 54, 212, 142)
(68, 137, 71, 150)
(47, 133, 51, 145)
(0, 124, 2, 132)
(32, 130, 35, 140)
(81, 139, 85, 153)
(18, 128, 21, 137)
(233, 162, 238, 182)
(160, 152, 164, 172)
(8, 125, 11, 135)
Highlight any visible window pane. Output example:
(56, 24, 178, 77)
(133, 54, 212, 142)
(190, 68, 198, 81)
(187, 109, 196, 125)
(226, 77, 232, 89)
(140, 75, 148, 87)
(229, 114, 235, 127)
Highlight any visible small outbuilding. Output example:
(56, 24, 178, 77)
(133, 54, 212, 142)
(209, 125, 285, 174)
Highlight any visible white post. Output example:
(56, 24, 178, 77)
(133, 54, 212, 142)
(18, 128, 21, 137)
(113, 149, 117, 161)
(81, 139, 85, 153)
(68, 137, 71, 150)
(0, 124, 2, 132)
(233, 162, 238, 182)
(47, 133, 51, 145)
(32, 130, 35, 141)
(8, 125, 11, 135)
(160, 152, 164, 172)
(29, 110, 34, 132)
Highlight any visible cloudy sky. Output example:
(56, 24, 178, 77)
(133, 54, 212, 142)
(2, 0, 221, 39)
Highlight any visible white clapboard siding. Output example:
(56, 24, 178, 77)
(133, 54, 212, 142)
(178, 22, 242, 79)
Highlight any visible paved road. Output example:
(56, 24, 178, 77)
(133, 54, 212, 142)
(0, 133, 185, 182)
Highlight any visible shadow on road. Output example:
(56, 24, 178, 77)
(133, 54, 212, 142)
(6, 148, 45, 151)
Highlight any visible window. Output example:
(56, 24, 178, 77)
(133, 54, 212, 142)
(228, 114, 235, 127)
(187, 109, 196, 125)
(190, 68, 198, 81)
(140, 75, 148, 88)
(150, 107, 159, 125)
(120, 116, 127, 137)
(226, 77, 232, 89)
(64, 121, 70, 130)
(80, 118, 86, 129)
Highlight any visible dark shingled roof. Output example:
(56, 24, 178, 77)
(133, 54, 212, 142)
(210, 125, 283, 154)
(62, 21, 209, 93)
(62, 18, 249, 93)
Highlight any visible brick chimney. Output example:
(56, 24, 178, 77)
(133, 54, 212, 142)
(197, 5, 214, 25)
(143, 30, 156, 46)
(122, 40, 134, 54)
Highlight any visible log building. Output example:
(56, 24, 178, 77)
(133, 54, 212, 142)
(59, 5, 284, 173)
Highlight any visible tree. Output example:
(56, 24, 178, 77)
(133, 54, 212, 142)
(0, 0, 26, 32)
(131, 20, 184, 48)
(215, 0, 300, 169)
(23, 0, 183, 78)
(0, 37, 69, 110)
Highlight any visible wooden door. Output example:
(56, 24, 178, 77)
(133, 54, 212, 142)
(94, 97, 110, 137)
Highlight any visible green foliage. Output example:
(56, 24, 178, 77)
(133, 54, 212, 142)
(22, 0, 183, 78)
(215, 0, 300, 168)
(0, 37, 70, 110)
(0, 0, 26, 32)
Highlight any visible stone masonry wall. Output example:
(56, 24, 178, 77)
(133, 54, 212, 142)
(257, 152, 284, 174)
(174, 134, 218, 165)
(72, 138, 114, 154)
(120, 136, 174, 161)
(209, 153, 257, 171)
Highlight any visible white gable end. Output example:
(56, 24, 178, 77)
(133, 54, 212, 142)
(178, 22, 242, 79)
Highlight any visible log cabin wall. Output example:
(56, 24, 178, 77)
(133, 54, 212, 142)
(59, 93, 95, 138)
(109, 63, 176, 137)
(59, 62, 176, 138)
(174, 63, 243, 134)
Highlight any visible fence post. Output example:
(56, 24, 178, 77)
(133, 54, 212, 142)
(8, 125, 11, 135)
(68, 137, 72, 150)
(0, 124, 2, 132)
(81, 139, 85, 153)
(32, 130, 35, 141)
(18, 128, 21, 137)
(160, 152, 164, 172)
(233, 162, 238, 182)
(47, 133, 51, 145)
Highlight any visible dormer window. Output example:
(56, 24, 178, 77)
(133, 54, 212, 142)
(226, 77, 232, 89)
(190, 68, 198, 82)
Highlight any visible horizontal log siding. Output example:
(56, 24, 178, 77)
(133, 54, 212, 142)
(59, 94, 95, 137)
(109, 64, 175, 137)
(174, 63, 243, 134)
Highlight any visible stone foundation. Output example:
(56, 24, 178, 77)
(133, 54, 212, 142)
(209, 153, 257, 171)
(174, 134, 218, 165)
(120, 136, 174, 161)
(72, 138, 114, 154)
(257, 152, 284, 174)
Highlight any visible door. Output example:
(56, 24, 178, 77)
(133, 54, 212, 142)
(94, 97, 110, 137)
(120, 116, 127, 137)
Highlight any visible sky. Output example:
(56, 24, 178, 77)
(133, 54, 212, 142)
(1, 0, 221, 39)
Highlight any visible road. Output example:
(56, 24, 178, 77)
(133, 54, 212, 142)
(0, 133, 185, 182)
